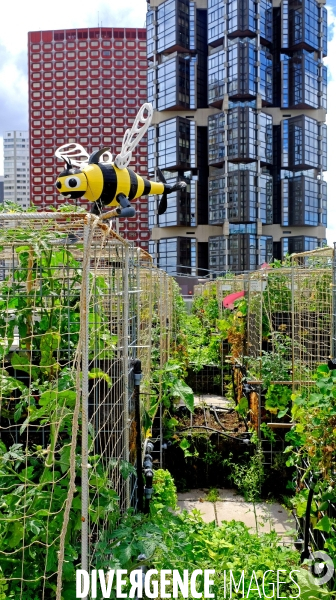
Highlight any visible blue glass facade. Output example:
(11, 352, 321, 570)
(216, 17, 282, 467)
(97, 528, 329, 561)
(281, 52, 327, 109)
(147, 0, 327, 273)
(208, 42, 273, 105)
(282, 116, 326, 171)
(209, 234, 273, 271)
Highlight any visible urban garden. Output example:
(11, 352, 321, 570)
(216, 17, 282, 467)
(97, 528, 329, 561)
(0, 209, 335, 599)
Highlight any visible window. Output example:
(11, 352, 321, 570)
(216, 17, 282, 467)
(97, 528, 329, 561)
(32, 44, 40, 50)
(55, 52, 64, 59)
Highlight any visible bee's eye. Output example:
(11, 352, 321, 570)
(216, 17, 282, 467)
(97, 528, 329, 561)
(56, 181, 62, 189)
(65, 176, 81, 188)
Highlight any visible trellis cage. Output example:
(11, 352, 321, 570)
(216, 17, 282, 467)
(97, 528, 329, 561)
(191, 253, 335, 464)
(193, 274, 247, 399)
(137, 260, 174, 469)
(245, 247, 334, 464)
(0, 212, 174, 599)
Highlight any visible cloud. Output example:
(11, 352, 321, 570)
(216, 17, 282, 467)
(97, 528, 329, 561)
(0, 0, 147, 174)
(324, 5, 336, 246)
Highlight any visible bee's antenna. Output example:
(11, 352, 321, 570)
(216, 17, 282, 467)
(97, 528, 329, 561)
(64, 157, 72, 171)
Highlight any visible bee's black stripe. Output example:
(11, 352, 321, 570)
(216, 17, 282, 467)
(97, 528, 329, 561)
(127, 168, 139, 201)
(142, 179, 151, 196)
(98, 163, 118, 206)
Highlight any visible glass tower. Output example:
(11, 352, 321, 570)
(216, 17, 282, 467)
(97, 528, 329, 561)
(146, 0, 327, 274)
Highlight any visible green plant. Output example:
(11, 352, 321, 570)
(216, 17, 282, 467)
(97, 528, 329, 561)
(265, 384, 292, 414)
(285, 365, 336, 477)
(206, 487, 220, 502)
(145, 360, 194, 432)
(91, 469, 309, 600)
(0, 439, 120, 598)
(260, 422, 277, 443)
(151, 469, 177, 513)
(247, 333, 292, 388)
(223, 448, 265, 503)
(0, 219, 121, 597)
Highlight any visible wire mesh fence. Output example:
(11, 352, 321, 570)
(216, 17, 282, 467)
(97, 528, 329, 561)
(192, 249, 335, 465)
(246, 248, 333, 463)
(0, 212, 174, 599)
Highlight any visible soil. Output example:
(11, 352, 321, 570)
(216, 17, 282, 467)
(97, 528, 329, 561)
(175, 406, 247, 436)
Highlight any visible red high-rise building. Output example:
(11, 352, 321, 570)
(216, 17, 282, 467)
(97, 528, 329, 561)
(28, 28, 149, 249)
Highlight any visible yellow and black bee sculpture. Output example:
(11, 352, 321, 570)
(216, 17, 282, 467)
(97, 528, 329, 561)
(55, 103, 186, 217)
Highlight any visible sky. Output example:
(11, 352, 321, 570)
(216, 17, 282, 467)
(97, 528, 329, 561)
(0, 0, 335, 245)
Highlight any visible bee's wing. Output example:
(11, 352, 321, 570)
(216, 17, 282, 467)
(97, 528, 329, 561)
(114, 103, 153, 170)
(55, 143, 90, 167)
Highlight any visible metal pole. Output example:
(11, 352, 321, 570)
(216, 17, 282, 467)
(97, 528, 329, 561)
(81, 223, 90, 591)
(123, 244, 130, 508)
(133, 359, 143, 511)
(331, 242, 336, 363)
(137, 248, 141, 355)
(291, 263, 296, 389)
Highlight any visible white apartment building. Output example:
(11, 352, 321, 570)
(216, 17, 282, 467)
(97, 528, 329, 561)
(3, 131, 30, 209)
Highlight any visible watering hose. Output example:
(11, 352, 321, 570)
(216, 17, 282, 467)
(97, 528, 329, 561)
(211, 405, 247, 434)
(179, 425, 251, 443)
(301, 471, 320, 561)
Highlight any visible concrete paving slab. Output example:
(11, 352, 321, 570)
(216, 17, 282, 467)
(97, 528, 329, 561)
(216, 488, 246, 502)
(194, 394, 233, 408)
(177, 489, 295, 541)
(177, 490, 206, 502)
(215, 501, 260, 529)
